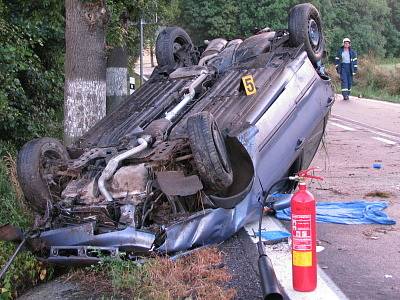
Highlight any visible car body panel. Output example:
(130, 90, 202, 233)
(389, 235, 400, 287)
(7, 25, 334, 263)
(158, 53, 333, 253)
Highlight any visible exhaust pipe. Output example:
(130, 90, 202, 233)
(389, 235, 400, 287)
(257, 241, 283, 300)
(98, 136, 151, 202)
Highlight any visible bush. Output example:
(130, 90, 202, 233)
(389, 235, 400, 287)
(0, 150, 52, 299)
(326, 55, 400, 102)
(0, 1, 64, 147)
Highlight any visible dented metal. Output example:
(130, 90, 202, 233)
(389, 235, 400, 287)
(8, 22, 333, 266)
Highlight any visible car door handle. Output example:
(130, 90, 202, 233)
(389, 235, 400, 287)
(326, 96, 334, 107)
(295, 138, 305, 151)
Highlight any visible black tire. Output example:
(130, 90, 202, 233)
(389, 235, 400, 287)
(17, 137, 69, 213)
(288, 3, 325, 64)
(155, 26, 195, 69)
(187, 112, 233, 192)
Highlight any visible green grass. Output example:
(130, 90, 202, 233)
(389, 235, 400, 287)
(326, 55, 400, 103)
(350, 85, 400, 103)
(0, 149, 52, 299)
(378, 63, 400, 72)
(72, 248, 236, 300)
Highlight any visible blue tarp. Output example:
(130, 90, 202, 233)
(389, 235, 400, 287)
(276, 201, 396, 225)
(255, 230, 291, 241)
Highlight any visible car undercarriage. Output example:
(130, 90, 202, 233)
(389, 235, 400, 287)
(1, 3, 333, 268)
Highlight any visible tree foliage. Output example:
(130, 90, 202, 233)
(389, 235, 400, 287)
(177, 0, 400, 60)
(0, 0, 65, 146)
(0, 0, 178, 147)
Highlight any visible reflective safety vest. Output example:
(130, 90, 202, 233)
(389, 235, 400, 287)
(335, 47, 358, 75)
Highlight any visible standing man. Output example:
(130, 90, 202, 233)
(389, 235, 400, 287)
(335, 38, 358, 100)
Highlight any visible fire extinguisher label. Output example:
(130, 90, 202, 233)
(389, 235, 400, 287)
(292, 214, 313, 267)
(293, 250, 312, 267)
(292, 214, 312, 251)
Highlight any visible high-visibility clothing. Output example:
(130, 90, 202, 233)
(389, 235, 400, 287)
(335, 47, 358, 75)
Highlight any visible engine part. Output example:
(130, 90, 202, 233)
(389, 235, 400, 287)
(119, 204, 137, 225)
(109, 164, 148, 202)
(98, 136, 151, 202)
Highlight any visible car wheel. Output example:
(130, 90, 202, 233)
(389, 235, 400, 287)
(17, 137, 69, 213)
(155, 26, 195, 69)
(288, 3, 325, 65)
(187, 112, 233, 192)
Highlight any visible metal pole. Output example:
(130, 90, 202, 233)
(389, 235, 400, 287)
(140, 18, 144, 86)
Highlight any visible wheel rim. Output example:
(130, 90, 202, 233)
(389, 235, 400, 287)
(308, 19, 320, 48)
(172, 37, 192, 68)
(172, 38, 185, 68)
(211, 122, 232, 174)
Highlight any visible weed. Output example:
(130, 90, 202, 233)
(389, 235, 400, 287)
(326, 55, 400, 103)
(364, 190, 392, 198)
(72, 247, 236, 300)
(0, 152, 51, 299)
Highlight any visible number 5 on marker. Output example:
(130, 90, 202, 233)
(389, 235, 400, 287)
(241, 75, 257, 96)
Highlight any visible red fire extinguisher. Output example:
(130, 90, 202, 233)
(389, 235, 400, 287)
(291, 168, 323, 292)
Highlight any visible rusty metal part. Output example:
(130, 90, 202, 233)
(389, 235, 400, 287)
(169, 66, 209, 79)
(201, 38, 228, 59)
(174, 154, 193, 162)
(0, 224, 23, 242)
(67, 147, 118, 170)
(150, 139, 187, 161)
(119, 204, 136, 225)
(57, 205, 115, 226)
(141, 193, 163, 227)
(109, 164, 148, 203)
(156, 171, 203, 196)
(99, 136, 151, 202)
(142, 118, 172, 138)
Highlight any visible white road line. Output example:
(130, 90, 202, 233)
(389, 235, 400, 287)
(368, 130, 400, 141)
(354, 97, 400, 108)
(331, 114, 400, 138)
(371, 136, 397, 145)
(245, 217, 349, 300)
(329, 122, 356, 131)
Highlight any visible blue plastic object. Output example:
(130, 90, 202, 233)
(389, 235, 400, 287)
(372, 163, 382, 169)
(255, 230, 291, 241)
(276, 201, 396, 225)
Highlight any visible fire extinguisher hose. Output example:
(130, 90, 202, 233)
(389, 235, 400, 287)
(257, 177, 289, 300)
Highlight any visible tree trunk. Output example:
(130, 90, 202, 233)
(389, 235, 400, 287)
(64, 0, 108, 145)
(106, 46, 128, 114)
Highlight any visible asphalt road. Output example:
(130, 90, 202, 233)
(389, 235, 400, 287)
(226, 96, 400, 300)
(307, 96, 400, 299)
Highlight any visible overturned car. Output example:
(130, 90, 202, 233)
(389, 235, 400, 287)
(5, 3, 334, 264)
